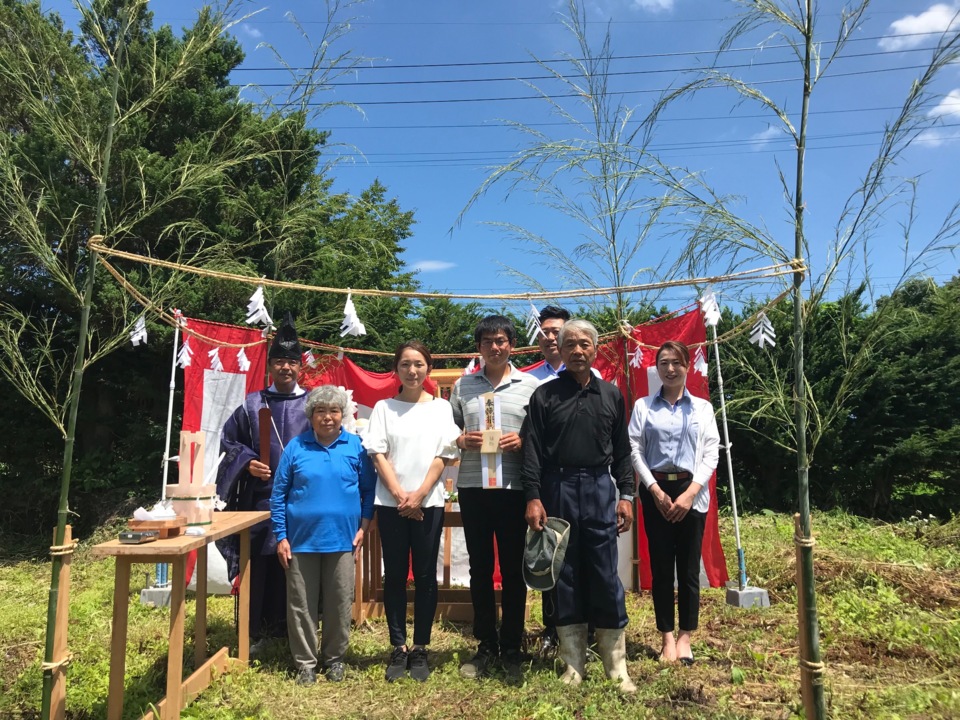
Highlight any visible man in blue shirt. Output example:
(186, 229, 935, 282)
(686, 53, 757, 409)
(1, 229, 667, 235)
(525, 305, 570, 384)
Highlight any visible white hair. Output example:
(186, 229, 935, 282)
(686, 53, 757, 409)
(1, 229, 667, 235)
(558, 319, 598, 348)
(304, 385, 349, 417)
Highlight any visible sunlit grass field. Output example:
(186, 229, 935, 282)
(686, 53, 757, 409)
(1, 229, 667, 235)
(2, 511, 959, 719)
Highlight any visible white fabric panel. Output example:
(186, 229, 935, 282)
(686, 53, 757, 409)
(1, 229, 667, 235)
(189, 370, 246, 595)
(199, 369, 246, 484)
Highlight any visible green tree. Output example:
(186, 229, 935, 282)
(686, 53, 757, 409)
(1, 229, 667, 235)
(840, 277, 960, 515)
(0, 1, 418, 711)
(391, 298, 486, 369)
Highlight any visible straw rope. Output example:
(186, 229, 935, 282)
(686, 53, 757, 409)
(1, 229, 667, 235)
(88, 235, 804, 302)
(93, 230, 799, 359)
(798, 658, 826, 678)
(48, 539, 79, 557)
(41, 652, 74, 672)
(98, 251, 794, 359)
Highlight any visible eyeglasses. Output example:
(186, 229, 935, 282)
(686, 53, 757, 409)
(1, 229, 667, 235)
(479, 337, 511, 349)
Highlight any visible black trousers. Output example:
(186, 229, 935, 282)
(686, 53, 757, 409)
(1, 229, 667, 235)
(541, 468, 627, 629)
(377, 505, 445, 647)
(458, 487, 528, 652)
(249, 552, 288, 639)
(639, 480, 706, 632)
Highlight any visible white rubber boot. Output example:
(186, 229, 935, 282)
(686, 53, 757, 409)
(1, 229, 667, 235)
(556, 624, 588, 685)
(596, 628, 637, 694)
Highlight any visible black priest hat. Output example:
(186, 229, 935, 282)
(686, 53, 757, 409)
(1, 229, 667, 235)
(269, 312, 302, 361)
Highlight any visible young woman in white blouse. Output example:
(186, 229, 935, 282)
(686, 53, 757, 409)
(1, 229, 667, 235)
(627, 341, 720, 666)
(363, 341, 460, 682)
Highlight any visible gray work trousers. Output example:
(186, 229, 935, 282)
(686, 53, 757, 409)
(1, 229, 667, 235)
(285, 551, 354, 670)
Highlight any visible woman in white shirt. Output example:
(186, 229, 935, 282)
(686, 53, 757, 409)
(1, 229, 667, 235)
(363, 341, 460, 682)
(627, 341, 720, 666)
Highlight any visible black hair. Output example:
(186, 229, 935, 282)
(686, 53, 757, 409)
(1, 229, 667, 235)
(393, 340, 433, 370)
(538, 305, 571, 324)
(656, 340, 690, 367)
(474, 315, 517, 346)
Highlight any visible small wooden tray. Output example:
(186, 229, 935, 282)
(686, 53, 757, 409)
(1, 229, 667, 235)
(127, 517, 186, 539)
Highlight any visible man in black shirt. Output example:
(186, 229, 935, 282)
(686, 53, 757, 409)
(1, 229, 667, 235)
(520, 319, 637, 693)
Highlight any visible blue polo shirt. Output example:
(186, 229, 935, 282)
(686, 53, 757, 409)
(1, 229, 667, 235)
(270, 428, 376, 553)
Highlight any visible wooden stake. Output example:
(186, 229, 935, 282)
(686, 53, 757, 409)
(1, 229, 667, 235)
(47, 525, 72, 720)
(795, 513, 815, 718)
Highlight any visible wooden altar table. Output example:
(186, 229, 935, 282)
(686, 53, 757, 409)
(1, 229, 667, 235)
(91, 511, 268, 720)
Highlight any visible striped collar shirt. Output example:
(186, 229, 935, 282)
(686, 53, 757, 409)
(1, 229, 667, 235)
(450, 364, 539, 490)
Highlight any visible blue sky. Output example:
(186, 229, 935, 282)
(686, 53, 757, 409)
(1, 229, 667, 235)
(48, 0, 960, 315)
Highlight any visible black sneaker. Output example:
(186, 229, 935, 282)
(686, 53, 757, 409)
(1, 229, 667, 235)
(295, 667, 317, 686)
(460, 642, 498, 679)
(500, 648, 526, 681)
(385, 646, 408, 682)
(325, 661, 345, 682)
(408, 647, 430, 682)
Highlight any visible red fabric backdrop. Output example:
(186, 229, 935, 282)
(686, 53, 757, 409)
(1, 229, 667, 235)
(615, 310, 728, 589)
(180, 312, 728, 590)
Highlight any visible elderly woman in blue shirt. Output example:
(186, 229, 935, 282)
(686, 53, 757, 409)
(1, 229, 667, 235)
(271, 385, 376, 686)
(628, 341, 719, 666)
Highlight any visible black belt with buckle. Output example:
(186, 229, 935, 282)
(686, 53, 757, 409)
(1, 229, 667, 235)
(652, 470, 692, 482)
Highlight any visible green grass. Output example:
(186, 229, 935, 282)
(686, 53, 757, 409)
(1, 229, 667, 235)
(2, 511, 959, 719)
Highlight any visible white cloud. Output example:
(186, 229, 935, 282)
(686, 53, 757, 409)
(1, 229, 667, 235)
(630, 0, 674, 11)
(918, 88, 960, 146)
(241, 23, 263, 39)
(581, 0, 674, 16)
(411, 260, 456, 273)
(915, 128, 950, 146)
(929, 88, 960, 120)
(878, 3, 960, 51)
(749, 125, 787, 150)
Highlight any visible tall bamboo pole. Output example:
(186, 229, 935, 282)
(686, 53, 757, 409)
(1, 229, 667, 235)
(794, 1, 825, 717)
(40, 9, 129, 718)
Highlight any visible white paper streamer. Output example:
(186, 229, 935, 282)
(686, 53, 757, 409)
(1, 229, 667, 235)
(207, 347, 224, 372)
(699, 288, 721, 328)
(129, 315, 148, 346)
(236, 347, 251, 372)
(340, 292, 367, 337)
(176, 340, 193, 368)
(302, 349, 318, 368)
(694, 346, 708, 376)
(749, 312, 776, 349)
(628, 345, 643, 369)
(525, 302, 542, 345)
(338, 386, 359, 434)
(245, 285, 272, 326)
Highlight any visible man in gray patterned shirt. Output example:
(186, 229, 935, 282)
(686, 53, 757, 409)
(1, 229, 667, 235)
(450, 315, 539, 679)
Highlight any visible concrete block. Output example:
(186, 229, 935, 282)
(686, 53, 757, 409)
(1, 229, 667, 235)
(725, 585, 770, 609)
(140, 586, 172, 608)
